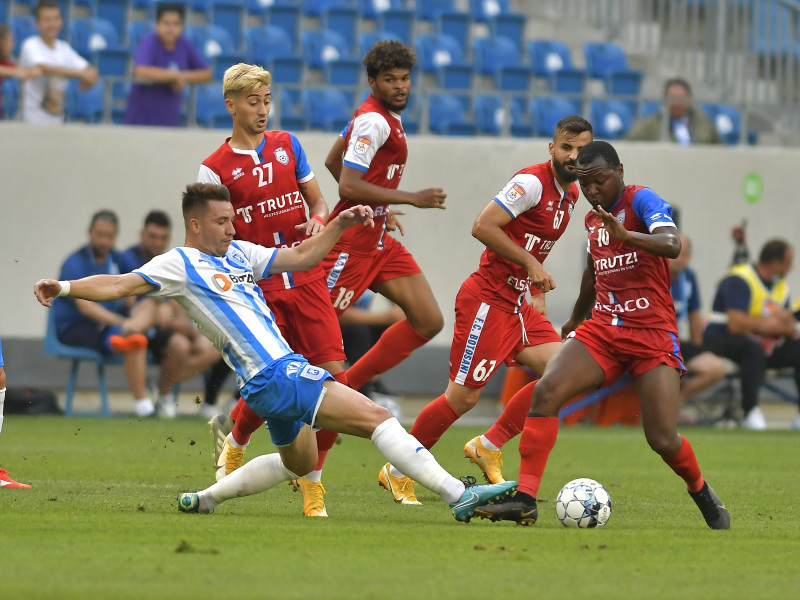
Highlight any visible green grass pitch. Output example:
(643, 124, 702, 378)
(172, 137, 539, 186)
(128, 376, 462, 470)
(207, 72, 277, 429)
(1, 415, 798, 599)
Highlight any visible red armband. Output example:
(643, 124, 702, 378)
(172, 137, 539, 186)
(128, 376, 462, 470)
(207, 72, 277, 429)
(311, 215, 326, 226)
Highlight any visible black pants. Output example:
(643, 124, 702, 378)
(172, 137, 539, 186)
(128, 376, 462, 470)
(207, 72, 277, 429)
(704, 331, 800, 414)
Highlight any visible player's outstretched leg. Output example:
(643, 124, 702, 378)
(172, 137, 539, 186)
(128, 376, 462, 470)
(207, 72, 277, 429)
(689, 481, 730, 530)
(449, 476, 518, 523)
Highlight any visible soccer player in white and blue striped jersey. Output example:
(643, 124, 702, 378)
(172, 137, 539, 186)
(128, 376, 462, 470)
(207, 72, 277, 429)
(34, 183, 517, 522)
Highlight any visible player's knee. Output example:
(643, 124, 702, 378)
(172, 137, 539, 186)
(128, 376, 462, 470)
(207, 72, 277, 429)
(645, 429, 678, 456)
(530, 378, 562, 416)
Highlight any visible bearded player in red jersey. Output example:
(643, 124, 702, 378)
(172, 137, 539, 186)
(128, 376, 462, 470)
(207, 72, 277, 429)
(378, 116, 594, 504)
(475, 141, 730, 529)
(198, 63, 345, 517)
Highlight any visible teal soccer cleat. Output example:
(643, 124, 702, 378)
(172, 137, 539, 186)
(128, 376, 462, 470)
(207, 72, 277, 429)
(450, 476, 517, 523)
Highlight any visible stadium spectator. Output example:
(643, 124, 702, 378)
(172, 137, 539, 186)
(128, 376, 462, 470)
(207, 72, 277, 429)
(34, 183, 518, 523)
(0, 337, 31, 489)
(0, 24, 42, 119)
(380, 116, 594, 500)
(198, 63, 346, 517)
(120, 210, 221, 418)
(18, 0, 99, 124)
(125, 3, 211, 127)
(53, 210, 154, 417)
(670, 233, 727, 410)
(704, 239, 800, 430)
(474, 141, 730, 530)
(626, 77, 721, 145)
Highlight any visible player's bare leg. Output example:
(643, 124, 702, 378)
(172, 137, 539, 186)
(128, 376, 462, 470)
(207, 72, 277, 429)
(638, 365, 730, 529)
(345, 273, 443, 391)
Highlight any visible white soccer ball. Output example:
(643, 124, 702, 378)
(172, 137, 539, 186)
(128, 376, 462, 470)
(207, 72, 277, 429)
(554, 478, 612, 528)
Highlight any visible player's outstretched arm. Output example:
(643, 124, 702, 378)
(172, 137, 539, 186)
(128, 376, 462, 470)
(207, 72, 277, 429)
(339, 165, 446, 209)
(593, 205, 681, 258)
(34, 274, 156, 308)
(270, 205, 374, 274)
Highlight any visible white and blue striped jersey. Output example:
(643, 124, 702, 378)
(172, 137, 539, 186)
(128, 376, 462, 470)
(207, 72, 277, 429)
(134, 240, 292, 387)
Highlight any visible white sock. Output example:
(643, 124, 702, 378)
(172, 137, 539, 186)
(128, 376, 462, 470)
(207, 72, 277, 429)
(371, 418, 465, 504)
(157, 392, 175, 406)
(0, 388, 5, 437)
(201, 453, 299, 509)
(480, 435, 499, 451)
(304, 469, 322, 483)
(135, 398, 154, 417)
(227, 432, 249, 450)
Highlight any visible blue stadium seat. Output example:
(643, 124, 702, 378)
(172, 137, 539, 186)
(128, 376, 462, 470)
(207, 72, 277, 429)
(468, 0, 511, 23)
(93, 0, 130, 45)
(530, 96, 581, 138)
(359, 30, 401, 57)
(583, 42, 643, 97)
(358, 0, 406, 20)
(527, 39, 587, 94)
(185, 24, 245, 80)
(416, 0, 456, 21)
(473, 35, 528, 92)
(95, 46, 131, 77)
(195, 82, 230, 128)
(435, 63, 475, 90)
(428, 92, 477, 136)
(638, 99, 661, 118)
(589, 99, 634, 140)
(302, 0, 354, 17)
(701, 102, 743, 145)
(70, 17, 122, 60)
(262, 4, 302, 49)
(488, 12, 525, 50)
(474, 92, 504, 135)
(322, 6, 360, 53)
(323, 57, 362, 86)
(270, 56, 305, 86)
(509, 95, 535, 137)
(302, 87, 352, 131)
(275, 87, 306, 131)
(749, 0, 793, 56)
(1, 77, 19, 120)
(376, 7, 415, 44)
(127, 20, 155, 52)
(415, 33, 464, 73)
(247, 0, 298, 14)
(301, 28, 351, 69)
(111, 81, 130, 124)
(194, 0, 247, 52)
(10, 15, 39, 55)
(65, 78, 106, 123)
(44, 301, 118, 417)
(245, 24, 294, 64)
(0, 0, 9, 22)
(435, 11, 473, 52)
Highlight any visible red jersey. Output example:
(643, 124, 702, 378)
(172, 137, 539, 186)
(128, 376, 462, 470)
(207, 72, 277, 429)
(329, 94, 408, 256)
(586, 184, 677, 330)
(199, 130, 322, 291)
(462, 161, 579, 312)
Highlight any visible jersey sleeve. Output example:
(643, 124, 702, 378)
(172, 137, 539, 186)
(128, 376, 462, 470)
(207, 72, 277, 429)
(233, 241, 277, 281)
(717, 275, 751, 312)
(289, 132, 314, 184)
(133, 251, 187, 297)
(342, 112, 390, 173)
(631, 188, 676, 232)
(198, 163, 221, 184)
(492, 173, 544, 218)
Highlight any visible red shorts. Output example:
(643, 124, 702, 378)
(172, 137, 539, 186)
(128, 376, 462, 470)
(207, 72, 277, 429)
(449, 287, 561, 389)
(321, 236, 422, 315)
(570, 318, 685, 382)
(262, 278, 346, 365)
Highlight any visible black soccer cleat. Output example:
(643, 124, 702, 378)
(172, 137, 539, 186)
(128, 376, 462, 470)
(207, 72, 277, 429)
(473, 494, 538, 526)
(689, 481, 730, 530)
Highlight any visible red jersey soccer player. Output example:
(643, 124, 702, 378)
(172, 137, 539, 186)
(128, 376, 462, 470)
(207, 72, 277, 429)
(380, 116, 594, 503)
(198, 63, 347, 517)
(475, 141, 730, 529)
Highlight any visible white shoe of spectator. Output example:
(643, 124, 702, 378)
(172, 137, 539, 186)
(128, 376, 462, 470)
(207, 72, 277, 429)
(742, 406, 767, 430)
(791, 413, 800, 430)
(156, 393, 177, 419)
(135, 398, 155, 418)
(197, 402, 220, 420)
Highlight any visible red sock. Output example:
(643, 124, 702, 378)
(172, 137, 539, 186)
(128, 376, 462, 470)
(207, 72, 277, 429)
(229, 397, 245, 422)
(662, 434, 704, 493)
(485, 380, 537, 448)
(517, 416, 559, 498)
(231, 399, 265, 446)
(313, 371, 349, 471)
(408, 394, 460, 449)
(345, 319, 430, 391)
